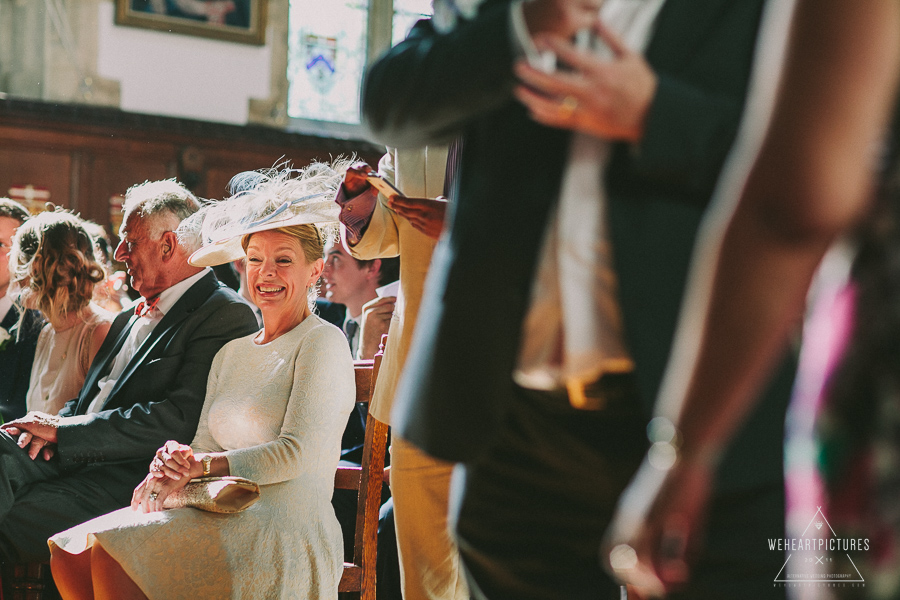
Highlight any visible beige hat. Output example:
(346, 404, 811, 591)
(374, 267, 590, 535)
(185, 162, 345, 267)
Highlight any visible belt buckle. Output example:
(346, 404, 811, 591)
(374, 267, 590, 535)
(566, 378, 606, 411)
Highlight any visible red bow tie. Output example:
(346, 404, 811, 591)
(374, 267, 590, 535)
(134, 296, 160, 317)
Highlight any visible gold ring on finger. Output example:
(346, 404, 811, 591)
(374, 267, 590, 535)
(559, 96, 579, 119)
(149, 492, 159, 501)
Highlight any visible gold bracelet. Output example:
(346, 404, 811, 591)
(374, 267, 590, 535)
(201, 455, 212, 477)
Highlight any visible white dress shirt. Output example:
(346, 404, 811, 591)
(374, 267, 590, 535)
(511, 0, 667, 393)
(86, 268, 211, 414)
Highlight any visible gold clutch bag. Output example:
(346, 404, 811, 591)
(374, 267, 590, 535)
(162, 476, 260, 513)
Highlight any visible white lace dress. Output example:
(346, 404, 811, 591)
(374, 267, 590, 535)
(50, 314, 355, 599)
(27, 303, 114, 415)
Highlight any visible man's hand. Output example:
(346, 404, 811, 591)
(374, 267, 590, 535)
(603, 453, 715, 598)
(522, 0, 604, 40)
(2, 412, 61, 460)
(514, 21, 657, 143)
(12, 435, 56, 461)
(343, 162, 375, 196)
(358, 296, 396, 360)
(388, 196, 448, 240)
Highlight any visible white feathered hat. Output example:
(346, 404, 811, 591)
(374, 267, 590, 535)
(184, 161, 347, 267)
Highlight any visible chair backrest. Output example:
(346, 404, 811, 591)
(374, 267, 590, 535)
(335, 351, 389, 599)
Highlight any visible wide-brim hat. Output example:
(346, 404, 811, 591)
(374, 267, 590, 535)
(185, 163, 344, 267)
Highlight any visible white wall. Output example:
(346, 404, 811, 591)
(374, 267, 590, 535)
(96, 1, 271, 125)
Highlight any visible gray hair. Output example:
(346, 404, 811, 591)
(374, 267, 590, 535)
(122, 180, 201, 251)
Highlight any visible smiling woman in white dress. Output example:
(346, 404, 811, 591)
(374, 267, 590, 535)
(48, 166, 355, 600)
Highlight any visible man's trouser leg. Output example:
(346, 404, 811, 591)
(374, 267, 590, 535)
(391, 435, 469, 600)
(0, 466, 133, 563)
(454, 383, 648, 600)
(0, 430, 64, 523)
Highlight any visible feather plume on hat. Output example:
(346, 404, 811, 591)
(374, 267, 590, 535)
(184, 160, 349, 267)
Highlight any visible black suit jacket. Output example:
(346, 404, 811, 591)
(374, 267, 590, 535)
(55, 271, 259, 492)
(315, 298, 373, 467)
(367, 0, 794, 492)
(0, 307, 42, 422)
(315, 298, 347, 330)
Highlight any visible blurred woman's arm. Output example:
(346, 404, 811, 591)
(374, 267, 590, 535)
(607, 0, 900, 593)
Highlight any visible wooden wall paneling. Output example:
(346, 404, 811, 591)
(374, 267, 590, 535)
(71, 150, 82, 214)
(205, 165, 241, 201)
(201, 151, 308, 200)
(199, 144, 375, 202)
(0, 145, 73, 210)
(0, 99, 385, 238)
(78, 152, 172, 237)
(0, 123, 173, 158)
(75, 153, 104, 230)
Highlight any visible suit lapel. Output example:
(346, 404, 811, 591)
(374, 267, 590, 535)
(75, 311, 137, 414)
(0, 306, 17, 330)
(101, 272, 220, 408)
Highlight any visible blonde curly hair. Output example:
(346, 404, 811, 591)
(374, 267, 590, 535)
(10, 211, 106, 328)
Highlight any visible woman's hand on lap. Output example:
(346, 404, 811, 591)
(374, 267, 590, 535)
(150, 440, 196, 480)
(132, 472, 189, 513)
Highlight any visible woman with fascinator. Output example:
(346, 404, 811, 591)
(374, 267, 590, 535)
(48, 164, 356, 600)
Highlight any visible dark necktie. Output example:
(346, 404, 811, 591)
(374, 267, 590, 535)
(344, 319, 359, 346)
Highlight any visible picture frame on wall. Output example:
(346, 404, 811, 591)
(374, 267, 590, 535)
(114, 0, 267, 45)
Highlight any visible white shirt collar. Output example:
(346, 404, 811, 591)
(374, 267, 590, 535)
(342, 311, 361, 328)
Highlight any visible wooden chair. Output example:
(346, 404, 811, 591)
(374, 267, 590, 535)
(1, 561, 59, 600)
(336, 349, 390, 600)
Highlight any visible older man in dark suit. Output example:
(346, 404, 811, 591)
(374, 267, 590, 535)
(0, 179, 258, 562)
(363, 1, 795, 598)
(0, 198, 41, 422)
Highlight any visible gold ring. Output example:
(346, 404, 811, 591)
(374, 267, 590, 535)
(559, 96, 579, 119)
(149, 492, 159, 501)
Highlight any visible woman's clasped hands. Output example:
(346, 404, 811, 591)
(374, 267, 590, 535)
(131, 440, 200, 513)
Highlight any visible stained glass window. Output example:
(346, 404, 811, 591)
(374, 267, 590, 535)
(287, 0, 369, 125)
(287, 0, 432, 129)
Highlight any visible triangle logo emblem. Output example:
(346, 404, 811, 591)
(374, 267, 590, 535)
(773, 507, 866, 584)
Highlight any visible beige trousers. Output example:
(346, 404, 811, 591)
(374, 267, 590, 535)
(390, 435, 470, 600)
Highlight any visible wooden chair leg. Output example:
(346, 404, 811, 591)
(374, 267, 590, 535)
(1, 563, 61, 600)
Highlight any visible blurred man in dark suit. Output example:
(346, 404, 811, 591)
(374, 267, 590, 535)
(364, 1, 795, 598)
(0, 198, 41, 422)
